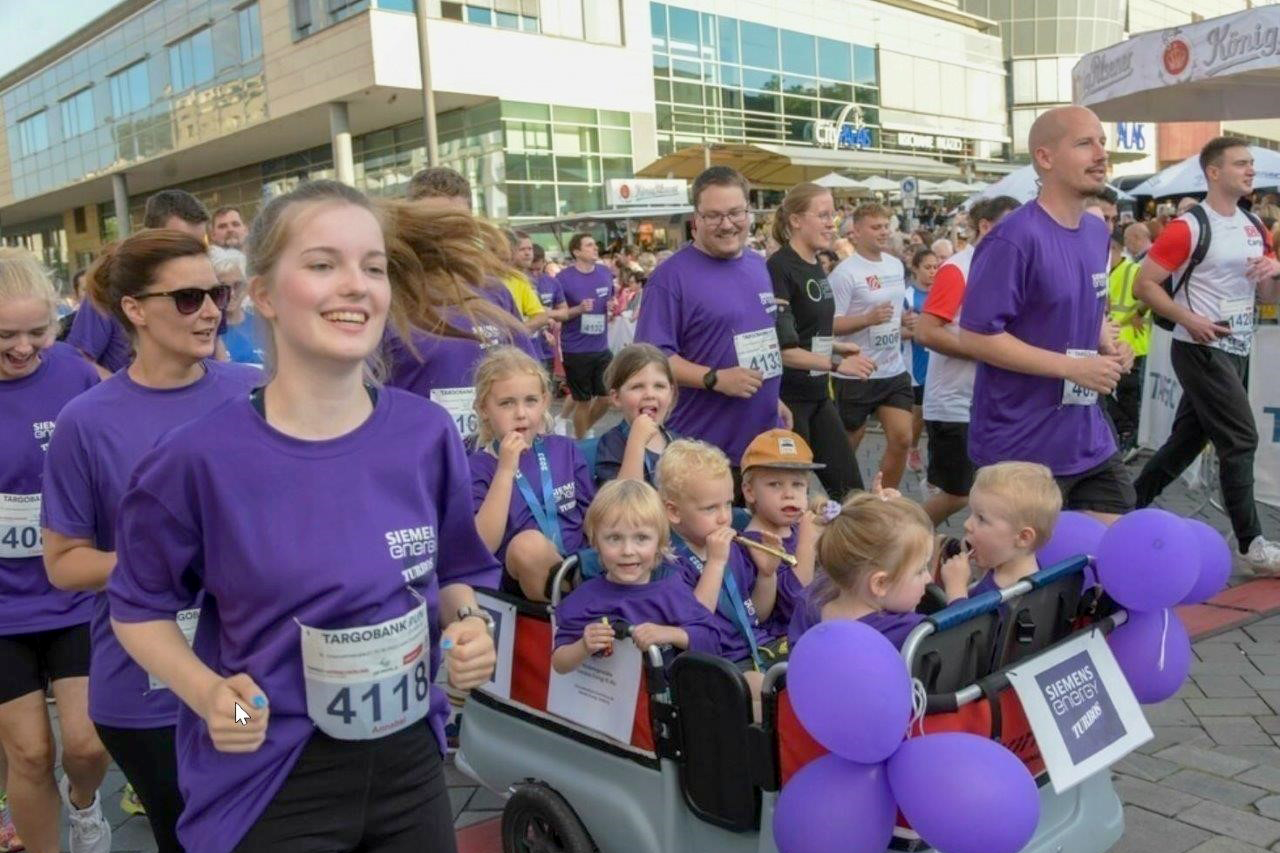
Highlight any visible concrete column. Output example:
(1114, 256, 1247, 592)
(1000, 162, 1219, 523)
(329, 102, 355, 187)
(112, 172, 131, 237)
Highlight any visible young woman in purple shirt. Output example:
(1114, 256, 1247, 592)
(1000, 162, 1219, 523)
(0, 249, 108, 853)
(106, 181, 499, 853)
(41, 229, 260, 853)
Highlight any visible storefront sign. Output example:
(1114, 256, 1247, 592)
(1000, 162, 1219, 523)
(814, 104, 872, 150)
(889, 132, 965, 153)
(605, 179, 689, 208)
(1114, 122, 1148, 151)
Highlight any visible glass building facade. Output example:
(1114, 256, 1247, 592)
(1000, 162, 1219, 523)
(649, 2, 880, 156)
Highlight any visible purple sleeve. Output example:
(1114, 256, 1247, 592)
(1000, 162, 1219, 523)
(39, 414, 97, 539)
(434, 417, 501, 590)
(107, 450, 203, 623)
(571, 443, 596, 517)
(633, 276, 681, 356)
(470, 451, 496, 513)
(958, 235, 1027, 335)
(67, 303, 129, 370)
(552, 587, 596, 649)
(677, 590, 721, 655)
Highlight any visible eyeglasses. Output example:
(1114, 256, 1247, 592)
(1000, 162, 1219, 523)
(133, 284, 232, 315)
(696, 208, 751, 227)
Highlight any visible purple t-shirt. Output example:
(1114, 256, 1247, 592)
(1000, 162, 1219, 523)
(42, 360, 261, 728)
(556, 264, 614, 354)
(960, 203, 1115, 476)
(738, 527, 804, 632)
(533, 273, 564, 361)
(553, 574, 720, 655)
(0, 346, 98, 635)
(66, 301, 132, 372)
(672, 540, 779, 662)
(478, 282, 522, 319)
(787, 593, 925, 650)
(469, 435, 594, 565)
(107, 389, 498, 853)
(635, 245, 782, 464)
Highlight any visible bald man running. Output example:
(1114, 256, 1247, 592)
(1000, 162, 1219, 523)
(958, 106, 1136, 523)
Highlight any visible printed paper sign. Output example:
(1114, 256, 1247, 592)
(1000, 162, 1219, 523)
(546, 640, 642, 743)
(0, 493, 42, 558)
(475, 592, 517, 700)
(1007, 629, 1152, 793)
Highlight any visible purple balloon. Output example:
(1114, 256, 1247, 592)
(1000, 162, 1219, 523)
(1181, 518, 1233, 605)
(1038, 511, 1107, 568)
(773, 755, 896, 853)
(787, 620, 912, 763)
(1107, 608, 1191, 704)
(1096, 508, 1198, 610)
(888, 733, 1039, 853)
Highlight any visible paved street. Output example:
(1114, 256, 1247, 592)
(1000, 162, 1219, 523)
(49, 438, 1280, 852)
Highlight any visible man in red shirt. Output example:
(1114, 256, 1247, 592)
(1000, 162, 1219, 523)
(1134, 136, 1280, 570)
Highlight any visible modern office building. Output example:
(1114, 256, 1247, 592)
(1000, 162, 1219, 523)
(0, 0, 1011, 279)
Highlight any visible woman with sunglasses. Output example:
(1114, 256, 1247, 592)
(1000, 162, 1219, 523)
(0, 248, 107, 853)
(41, 229, 261, 853)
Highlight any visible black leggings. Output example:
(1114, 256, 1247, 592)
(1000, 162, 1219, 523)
(94, 723, 184, 853)
(233, 724, 455, 853)
(785, 397, 862, 499)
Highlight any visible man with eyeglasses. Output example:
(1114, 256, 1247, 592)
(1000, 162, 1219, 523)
(635, 166, 791, 485)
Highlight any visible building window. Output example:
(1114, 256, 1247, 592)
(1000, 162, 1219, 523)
(294, 0, 313, 35)
(59, 88, 95, 138)
(110, 60, 151, 116)
(239, 4, 263, 60)
(169, 28, 215, 92)
(442, 2, 463, 19)
(449, 2, 539, 33)
(17, 111, 49, 156)
(74, 207, 88, 234)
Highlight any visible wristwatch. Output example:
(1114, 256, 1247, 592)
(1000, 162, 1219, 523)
(702, 368, 719, 390)
(830, 353, 844, 370)
(456, 606, 495, 636)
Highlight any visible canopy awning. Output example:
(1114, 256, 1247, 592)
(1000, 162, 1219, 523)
(1128, 146, 1280, 196)
(1073, 6, 1280, 121)
(637, 142, 961, 187)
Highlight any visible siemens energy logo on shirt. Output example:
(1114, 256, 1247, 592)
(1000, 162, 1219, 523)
(553, 482, 576, 514)
(385, 525, 437, 583)
(32, 420, 55, 451)
(758, 291, 777, 314)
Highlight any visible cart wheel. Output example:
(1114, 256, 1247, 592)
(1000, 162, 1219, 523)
(502, 782, 596, 853)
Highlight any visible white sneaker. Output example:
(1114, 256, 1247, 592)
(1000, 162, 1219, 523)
(1244, 536, 1280, 572)
(58, 775, 110, 853)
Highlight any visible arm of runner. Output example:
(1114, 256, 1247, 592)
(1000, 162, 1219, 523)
(957, 329, 1122, 394)
(832, 301, 893, 335)
(1133, 255, 1231, 343)
(913, 312, 967, 358)
(438, 583, 498, 689)
(42, 531, 114, 591)
(667, 353, 762, 398)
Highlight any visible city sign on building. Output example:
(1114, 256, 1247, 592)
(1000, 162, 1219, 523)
(813, 104, 872, 151)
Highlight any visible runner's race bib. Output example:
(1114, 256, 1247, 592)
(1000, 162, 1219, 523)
(868, 302, 901, 356)
(580, 313, 606, 336)
(1216, 296, 1254, 357)
(1062, 349, 1099, 406)
(300, 602, 431, 740)
(0, 493, 42, 558)
(734, 328, 783, 379)
(148, 608, 201, 691)
(810, 336, 833, 377)
(431, 387, 478, 439)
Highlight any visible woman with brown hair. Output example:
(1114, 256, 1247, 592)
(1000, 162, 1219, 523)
(41, 229, 261, 852)
(766, 183, 874, 500)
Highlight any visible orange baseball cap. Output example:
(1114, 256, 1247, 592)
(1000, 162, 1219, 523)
(740, 429, 825, 472)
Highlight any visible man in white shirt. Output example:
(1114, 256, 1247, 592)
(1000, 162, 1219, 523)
(828, 202, 914, 488)
(1135, 136, 1280, 570)
(913, 195, 1021, 525)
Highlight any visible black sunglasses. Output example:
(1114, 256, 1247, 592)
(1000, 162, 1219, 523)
(133, 284, 232, 315)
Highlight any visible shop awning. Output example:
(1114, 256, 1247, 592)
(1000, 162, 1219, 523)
(637, 142, 961, 187)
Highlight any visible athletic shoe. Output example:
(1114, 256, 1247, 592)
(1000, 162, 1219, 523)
(907, 447, 924, 473)
(0, 794, 24, 853)
(1244, 537, 1280, 572)
(120, 784, 146, 817)
(57, 775, 110, 853)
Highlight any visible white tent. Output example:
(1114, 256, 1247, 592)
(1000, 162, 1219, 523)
(933, 179, 974, 195)
(1073, 6, 1280, 121)
(811, 172, 865, 189)
(968, 165, 1132, 205)
(858, 176, 900, 192)
(1127, 146, 1280, 196)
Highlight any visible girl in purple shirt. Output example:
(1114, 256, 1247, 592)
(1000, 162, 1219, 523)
(552, 480, 719, 673)
(41, 229, 260, 853)
(471, 347, 595, 601)
(788, 493, 936, 651)
(0, 249, 107, 853)
(106, 181, 499, 853)
(593, 343, 681, 488)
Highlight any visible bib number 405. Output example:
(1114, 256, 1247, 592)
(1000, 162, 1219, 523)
(325, 660, 430, 725)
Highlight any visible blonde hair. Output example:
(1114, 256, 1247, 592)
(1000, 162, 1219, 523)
(656, 439, 731, 502)
(814, 493, 933, 605)
(0, 248, 59, 325)
(585, 479, 671, 557)
(772, 183, 833, 246)
(472, 346, 553, 445)
(972, 462, 1062, 548)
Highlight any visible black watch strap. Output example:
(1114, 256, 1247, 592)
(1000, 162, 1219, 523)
(703, 368, 719, 390)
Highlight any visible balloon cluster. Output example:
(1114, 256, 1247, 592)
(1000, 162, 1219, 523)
(1039, 509, 1230, 704)
(774, 621, 1039, 853)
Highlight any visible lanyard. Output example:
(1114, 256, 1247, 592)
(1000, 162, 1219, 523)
(498, 439, 565, 553)
(673, 534, 763, 671)
(617, 420, 666, 482)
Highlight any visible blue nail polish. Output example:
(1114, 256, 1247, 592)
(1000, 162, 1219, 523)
(252, 695, 267, 709)
(441, 638, 455, 651)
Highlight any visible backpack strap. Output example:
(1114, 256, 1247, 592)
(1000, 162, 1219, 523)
(1172, 204, 1212, 301)
(1242, 208, 1273, 255)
